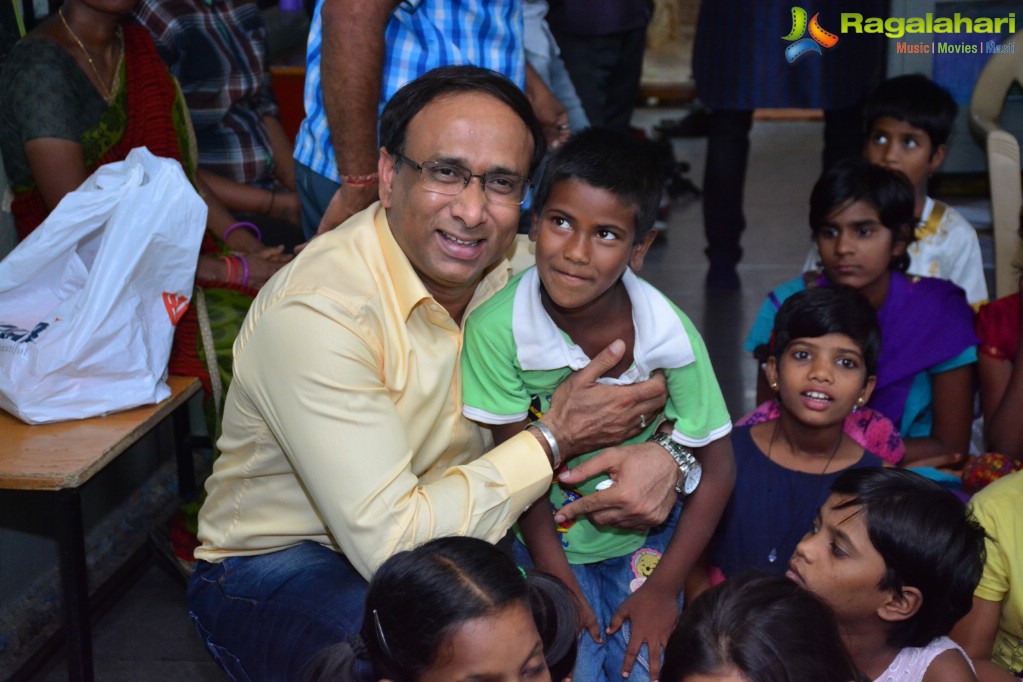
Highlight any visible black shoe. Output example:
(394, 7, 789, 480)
(655, 107, 710, 138)
(706, 259, 740, 290)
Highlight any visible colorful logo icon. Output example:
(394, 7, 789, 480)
(782, 7, 839, 62)
(162, 292, 189, 326)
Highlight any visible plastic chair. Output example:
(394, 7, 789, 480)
(969, 29, 1023, 299)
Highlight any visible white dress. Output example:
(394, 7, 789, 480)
(873, 636, 974, 682)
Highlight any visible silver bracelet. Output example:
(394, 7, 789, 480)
(530, 421, 561, 469)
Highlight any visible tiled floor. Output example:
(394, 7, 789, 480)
(23, 110, 824, 681)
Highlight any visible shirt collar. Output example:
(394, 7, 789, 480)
(511, 267, 695, 382)
(374, 206, 512, 324)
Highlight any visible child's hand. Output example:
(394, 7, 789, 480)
(576, 592, 604, 645)
(608, 585, 678, 681)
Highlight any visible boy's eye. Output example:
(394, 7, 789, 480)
(871, 133, 889, 145)
(596, 229, 620, 241)
(829, 541, 847, 558)
(550, 216, 570, 229)
(902, 137, 919, 149)
(818, 226, 839, 239)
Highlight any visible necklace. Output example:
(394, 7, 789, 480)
(764, 419, 843, 563)
(58, 7, 123, 102)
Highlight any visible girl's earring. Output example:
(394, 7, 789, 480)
(852, 398, 863, 413)
(770, 382, 778, 390)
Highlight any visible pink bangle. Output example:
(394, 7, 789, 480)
(220, 255, 235, 284)
(235, 254, 249, 286)
(223, 221, 262, 242)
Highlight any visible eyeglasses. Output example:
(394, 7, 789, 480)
(394, 153, 531, 206)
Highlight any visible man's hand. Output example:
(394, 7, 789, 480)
(524, 64, 571, 148)
(316, 183, 379, 235)
(542, 340, 667, 458)
(553, 441, 678, 530)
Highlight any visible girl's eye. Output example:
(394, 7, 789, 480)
(856, 226, 875, 238)
(818, 227, 839, 240)
(903, 138, 919, 149)
(838, 357, 858, 369)
(523, 659, 548, 678)
(829, 542, 847, 558)
(871, 134, 888, 145)
(791, 350, 810, 361)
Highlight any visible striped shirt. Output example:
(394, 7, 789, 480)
(134, 0, 278, 187)
(294, 0, 525, 183)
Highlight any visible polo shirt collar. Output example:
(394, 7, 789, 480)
(512, 267, 695, 383)
(374, 206, 511, 323)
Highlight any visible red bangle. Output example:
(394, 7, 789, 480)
(340, 172, 378, 187)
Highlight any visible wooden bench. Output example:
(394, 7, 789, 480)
(0, 376, 201, 682)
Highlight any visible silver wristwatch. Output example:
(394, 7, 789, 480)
(648, 432, 702, 496)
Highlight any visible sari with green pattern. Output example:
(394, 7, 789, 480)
(9, 21, 252, 440)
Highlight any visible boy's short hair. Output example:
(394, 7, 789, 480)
(531, 128, 665, 243)
(830, 468, 987, 649)
(770, 286, 881, 377)
(809, 158, 917, 272)
(864, 74, 958, 150)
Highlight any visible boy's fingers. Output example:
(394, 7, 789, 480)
(586, 620, 604, 644)
(620, 640, 640, 679)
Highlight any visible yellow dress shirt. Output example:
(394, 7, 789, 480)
(195, 203, 553, 579)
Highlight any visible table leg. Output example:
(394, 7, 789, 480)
(172, 404, 195, 500)
(56, 488, 93, 682)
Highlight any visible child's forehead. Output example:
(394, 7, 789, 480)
(822, 493, 867, 525)
(869, 115, 932, 141)
(551, 178, 638, 209)
(825, 198, 883, 223)
(787, 333, 863, 355)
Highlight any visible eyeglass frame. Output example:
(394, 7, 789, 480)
(392, 152, 532, 206)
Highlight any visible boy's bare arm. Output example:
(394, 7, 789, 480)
(516, 497, 603, 643)
(608, 434, 737, 680)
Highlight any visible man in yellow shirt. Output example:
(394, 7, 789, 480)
(187, 66, 682, 680)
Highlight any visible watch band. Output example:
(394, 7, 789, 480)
(647, 431, 696, 495)
(529, 421, 561, 469)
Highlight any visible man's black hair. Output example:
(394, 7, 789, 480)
(379, 65, 546, 177)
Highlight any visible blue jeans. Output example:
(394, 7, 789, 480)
(513, 503, 684, 682)
(295, 161, 341, 240)
(188, 541, 368, 681)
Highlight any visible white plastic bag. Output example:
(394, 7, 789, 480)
(0, 147, 207, 423)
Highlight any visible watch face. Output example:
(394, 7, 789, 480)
(683, 462, 702, 495)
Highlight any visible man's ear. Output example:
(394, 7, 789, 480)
(378, 148, 395, 208)
(877, 586, 923, 625)
(628, 230, 658, 272)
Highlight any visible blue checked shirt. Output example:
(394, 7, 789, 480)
(294, 0, 525, 183)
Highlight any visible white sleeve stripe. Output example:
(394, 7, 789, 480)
(462, 405, 530, 425)
(672, 421, 733, 448)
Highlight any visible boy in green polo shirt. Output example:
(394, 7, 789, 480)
(461, 128, 735, 682)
